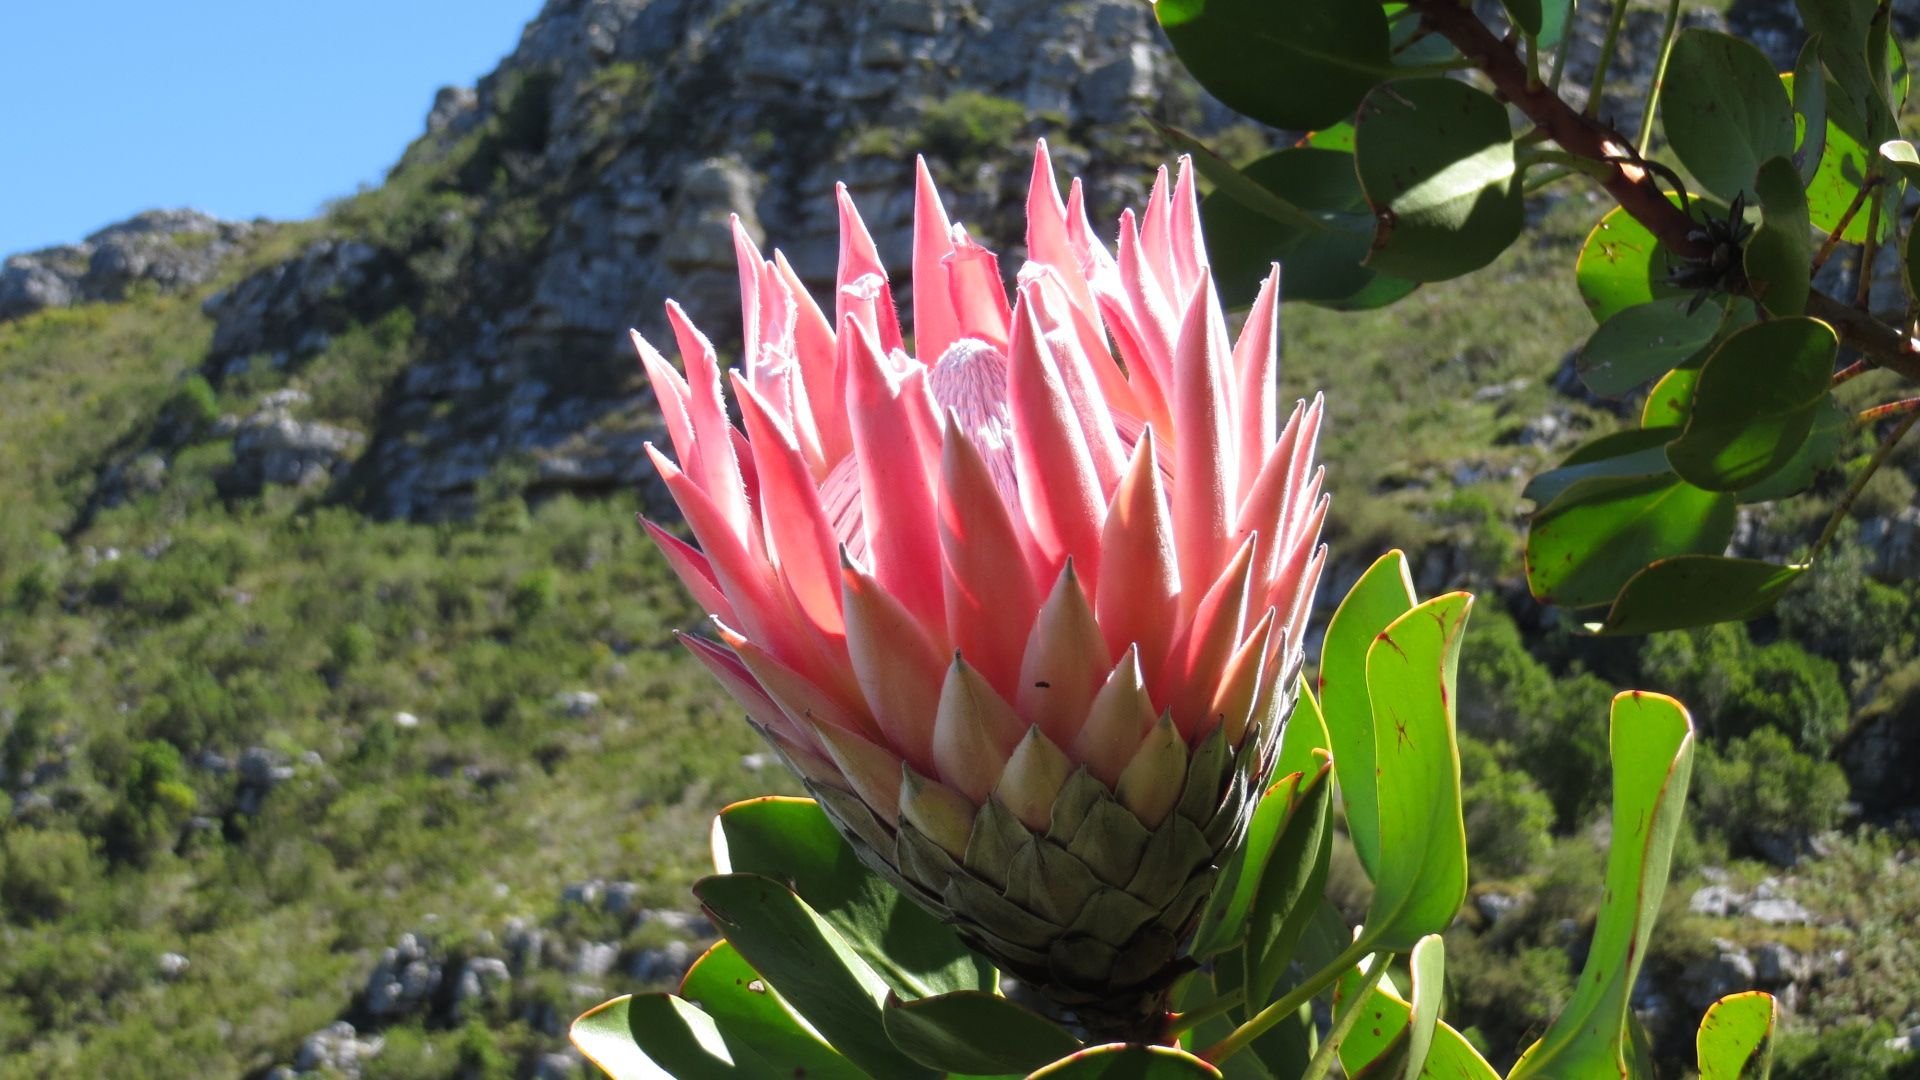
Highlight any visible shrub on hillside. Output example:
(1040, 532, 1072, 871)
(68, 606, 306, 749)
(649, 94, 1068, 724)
(1640, 623, 1849, 755)
(1459, 736, 1555, 880)
(1692, 728, 1849, 856)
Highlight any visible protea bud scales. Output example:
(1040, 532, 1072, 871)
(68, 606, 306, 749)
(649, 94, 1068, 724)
(637, 143, 1327, 1037)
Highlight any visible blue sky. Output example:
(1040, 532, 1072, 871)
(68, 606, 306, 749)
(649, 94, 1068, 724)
(0, 2, 538, 257)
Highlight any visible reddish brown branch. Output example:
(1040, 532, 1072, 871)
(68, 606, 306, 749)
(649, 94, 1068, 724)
(1408, 0, 1920, 382)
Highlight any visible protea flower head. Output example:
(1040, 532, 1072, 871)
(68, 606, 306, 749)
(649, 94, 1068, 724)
(636, 142, 1327, 1033)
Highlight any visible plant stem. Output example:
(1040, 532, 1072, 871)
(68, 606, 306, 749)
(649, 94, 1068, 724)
(1812, 182, 1879, 272)
(1636, 0, 1686, 156)
(1834, 359, 1873, 386)
(1198, 938, 1373, 1065)
(1408, 0, 1920, 381)
(1585, 0, 1632, 116)
(1167, 987, 1246, 1037)
(1810, 410, 1920, 562)
(1297, 954, 1396, 1080)
(1857, 396, 1920, 423)
(1856, 192, 1885, 310)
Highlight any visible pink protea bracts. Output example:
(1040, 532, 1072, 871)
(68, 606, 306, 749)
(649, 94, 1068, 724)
(636, 142, 1327, 1029)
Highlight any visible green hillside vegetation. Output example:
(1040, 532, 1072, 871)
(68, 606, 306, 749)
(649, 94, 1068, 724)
(2, 164, 1917, 1076)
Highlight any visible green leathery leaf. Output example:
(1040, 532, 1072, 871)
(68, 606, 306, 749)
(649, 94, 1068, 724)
(1697, 991, 1780, 1079)
(1576, 205, 1687, 322)
(678, 942, 867, 1080)
(1317, 550, 1417, 881)
(1499, 0, 1543, 38)
(571, 993, 777, 1080)
(1155, 0, 1391, 132)
(1190, 771, 1306, 960)
(1246, 763, 1335, 1004)
(1797, 73, 1884, 243)
(1508, 692, 1695, 1080)
(1332, 976, 1499, 1080)
(1879, 138, 1920, 184)
(1584, 557, 1809, 635)
(1744, 156, 1813, 316)
(1737, 393, 1850, 503)
(1538, 0, 1574, 47)
(1399, 935, 1444, 1080)
(1666, 317, 1838, 491)
(1155, 122, 1327, 233)
(1272, 675, 1332, 787)
(1029, 1042, 1224, 1078)
(692, 873, 939, 1079)
(1662, 31, 1797, 201)
(1523, 428, 1680, 509)
(1643, 367, 1702, 428)
(1360, 594, 1471, 951)
(1578, 297, 1724, 396)
(1798, 0, 1896, 142)
(1354, 78, 1523, 282)
(1386, 5, 1460, 67)
(1199, 146, 1415, 309)
(1792, 39, 1829, 185)
(712, 796, 995, 998)
(1526, 472, 1737, 609)
(881, 989, 1081, 1074)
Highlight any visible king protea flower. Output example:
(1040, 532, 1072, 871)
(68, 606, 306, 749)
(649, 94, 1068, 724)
(636, 142, 1327, 1032)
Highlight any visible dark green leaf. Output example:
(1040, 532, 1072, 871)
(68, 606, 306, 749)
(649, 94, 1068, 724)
(1028, 1043, 1224, 1078)
(693, 873, 939, 1079)
(1317, 550, 1417, 881)
(1743, 157, 1813, 316)
(1499, 0, 1543, 38)
(1697, 991, 1779, 1079)
(1156, 122, 1328, 233)
(1666, 317, 1838, 491)
(679, 942, 867, 1080)
(713, 796, 994, 998)
(1737, 393, 1849, 503)
(1362, 594, 1472, 951)
(1526, 473, 1738, 609)
(1355, 78, 1524, 281)
(571, 994, 778, 1080)
(1246, 765, 1335, 1003)
(1585, 557, 1809, 635)
(881, 990, 1081, 1074)
(1191, 770, 1307, 960)
(1576, 206, 1687, 322)
(1800, 73, 1880, 243)
(1509, 693, 1694, 1078)
(1200, 147, 1415, 309)
(1578, 298, 1724, 396)
(1663, 31, 1797, 201)
(1792, 39, 1829, 184)
(1523, 428, 1681, 509)
(1156, 0, 1390, 131)
(1798, 0, 1897, 143)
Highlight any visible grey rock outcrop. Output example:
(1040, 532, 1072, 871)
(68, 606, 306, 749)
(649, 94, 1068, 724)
(0, 209, 254, 322)
(312, 0, 1250, 519)
(362, 933, 444, 1019)
(225, 390, 364, 493)
(293, 1021, 385, 1078)
(202, 238, 401, 373)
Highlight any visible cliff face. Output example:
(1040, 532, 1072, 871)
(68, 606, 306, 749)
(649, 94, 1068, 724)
(172, 0, 1226, 520)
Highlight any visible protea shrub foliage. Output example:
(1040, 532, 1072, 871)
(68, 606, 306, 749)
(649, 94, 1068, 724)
(570, 149, 1764, 1079)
